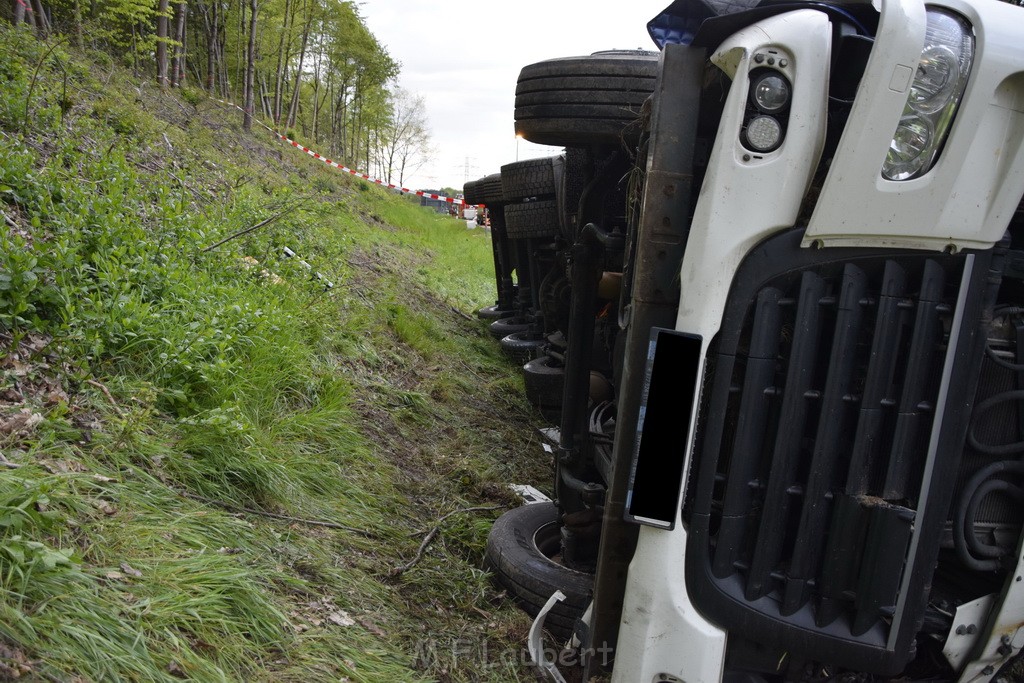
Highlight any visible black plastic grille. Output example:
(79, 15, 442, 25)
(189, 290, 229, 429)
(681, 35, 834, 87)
(685, 229, 996, 675)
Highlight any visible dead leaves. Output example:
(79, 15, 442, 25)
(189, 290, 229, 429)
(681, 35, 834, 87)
(0, 641, 34, 680)
(0, 409, 43, 438)
(287, 597, 370, 634)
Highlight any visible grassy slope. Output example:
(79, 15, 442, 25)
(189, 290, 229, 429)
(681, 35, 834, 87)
(0, 27, 552, 682)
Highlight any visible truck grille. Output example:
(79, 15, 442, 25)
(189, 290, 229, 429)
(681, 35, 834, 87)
(685, 229, 996, 675)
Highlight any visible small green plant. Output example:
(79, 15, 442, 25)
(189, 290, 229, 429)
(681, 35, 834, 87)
(0, 233, 58, 330)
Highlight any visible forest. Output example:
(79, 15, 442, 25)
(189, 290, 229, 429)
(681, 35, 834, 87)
(3, 0, 432, 186)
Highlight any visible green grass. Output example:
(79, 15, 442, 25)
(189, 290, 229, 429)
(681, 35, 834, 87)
(0, 24, 551, 682)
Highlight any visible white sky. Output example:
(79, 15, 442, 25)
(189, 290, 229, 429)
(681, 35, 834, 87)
(356, 1, 663, 194)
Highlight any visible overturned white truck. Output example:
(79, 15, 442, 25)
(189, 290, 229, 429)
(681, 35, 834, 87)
(482, 0, 1024, 680)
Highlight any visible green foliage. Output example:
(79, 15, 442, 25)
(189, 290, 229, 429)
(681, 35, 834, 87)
(0, 25, 550, 682)
(0, 28, 66, 132)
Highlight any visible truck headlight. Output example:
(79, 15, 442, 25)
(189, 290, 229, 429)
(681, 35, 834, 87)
(745, 115, 783, 152)
(881, 8, 973, 181)
(752, 72, 790, 113)
(740, 68, 792, 154)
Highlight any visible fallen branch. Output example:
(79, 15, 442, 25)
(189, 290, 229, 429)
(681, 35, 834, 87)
(85, 379, 126, 418)
(1, 209, 19, 229)
(201, 201, 304, 252)
(174, 489, 378, 538)
(390, 505, 501, 578)
(450, 306, 474, 322)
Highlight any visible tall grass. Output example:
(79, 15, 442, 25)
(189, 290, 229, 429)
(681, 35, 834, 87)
(0, 24, 549, 682)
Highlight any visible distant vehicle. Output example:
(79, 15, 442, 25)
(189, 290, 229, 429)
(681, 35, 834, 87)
(418, 190, 450, 214)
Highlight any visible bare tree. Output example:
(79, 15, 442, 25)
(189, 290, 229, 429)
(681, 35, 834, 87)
(378, 88, 432, 187)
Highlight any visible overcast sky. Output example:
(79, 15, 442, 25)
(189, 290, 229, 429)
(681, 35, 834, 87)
(356, 1, 664, 194)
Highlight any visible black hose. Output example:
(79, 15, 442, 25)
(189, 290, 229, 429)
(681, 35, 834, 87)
(984, 344, 1024, 372)
(952, 460, 1024, 572)
(965, 478, 1024, 558)
(967, 389, 1024, 455)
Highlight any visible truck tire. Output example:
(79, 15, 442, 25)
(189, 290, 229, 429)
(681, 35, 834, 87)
(560, 147, 590, 240)
(476, 304, 513, 320)
(476, 172, 505, 207)
(523, 354, 565, 409)
(504, 200, 560, 240)
(485, 503, 593, 640)
(489, 315, 530, 340)
(501, 157, 559, 201)
(462, 178, 480, 204)
(515, 50, 658, 147)
(500, 331, 546, 365)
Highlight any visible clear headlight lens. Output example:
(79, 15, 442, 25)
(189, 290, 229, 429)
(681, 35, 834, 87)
(752, 73, 790, 113)
(885, 115, 935, 180)
(881, 8, 973, 181)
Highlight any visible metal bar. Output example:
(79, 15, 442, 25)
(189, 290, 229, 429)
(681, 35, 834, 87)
(713, 287, 783, 578)
(783, 263, 867, 616)
(746, 272, 825, 600)
(845, 260, 908, 494)
(883, 259, 946, 501)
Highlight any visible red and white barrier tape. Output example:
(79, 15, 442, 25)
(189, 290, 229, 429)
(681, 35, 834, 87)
(15, 0, 34, 12)
(214, 99, 479, 207)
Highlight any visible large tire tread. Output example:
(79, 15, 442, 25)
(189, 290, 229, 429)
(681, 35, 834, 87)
(504, 200, 559, 240)
(515, 51, 658, 147)
(523, 355, 565, 409)
(501, 158, 558, 201)
(475, 174, 503, 205)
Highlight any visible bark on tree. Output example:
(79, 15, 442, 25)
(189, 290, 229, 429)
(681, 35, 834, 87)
(271, 0, 292, 125)
(12, 0, 26, 25)
(170, 1, 187, 87)
(242, 0, 258, 131)
(72, 0, 83, 48)
(198, 0, 215, 92)
(30, 0, 49, 37)
(156, 0, 169, 87)
(285, 5, 312, 129)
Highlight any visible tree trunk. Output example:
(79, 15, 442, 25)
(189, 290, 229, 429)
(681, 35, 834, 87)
(271, 0, 292, 125)
(311, 41, 323, 143)
(285, 7, 312, 129)
(198, 1, 214, 91)
(170, 1, 187, 86)
(242, 0, 258, 130)
(30, 0, 49, 37)
(236, 0, 245, 101)
(155, 0, 169, 87)
(72, 0, 83, 48)
(13, 0, 26, 25)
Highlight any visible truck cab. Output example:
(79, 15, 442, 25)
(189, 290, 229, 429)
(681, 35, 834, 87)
(479, 1, 1024, 680)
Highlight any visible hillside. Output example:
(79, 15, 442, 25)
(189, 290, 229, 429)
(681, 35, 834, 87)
(0, 26, 552, 682)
